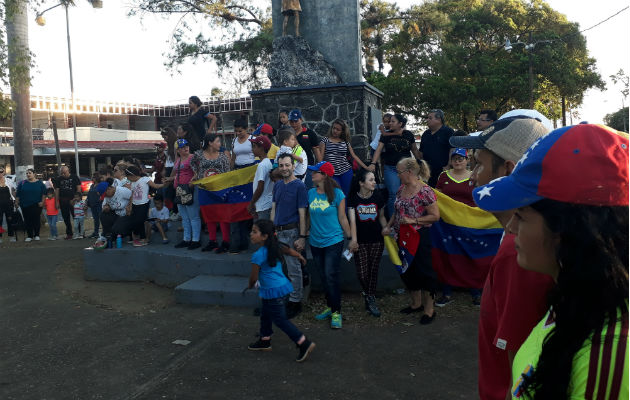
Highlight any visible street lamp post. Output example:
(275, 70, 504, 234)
(35, 1, 102, 176)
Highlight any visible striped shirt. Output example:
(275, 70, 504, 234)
(321, 136, 351, 176)
(511, 309, 629, 399)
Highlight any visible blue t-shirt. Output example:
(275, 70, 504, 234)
(308, 187, 345, 248)
(251, 246, 294, 299)
(16, 180, 46, 208)
(272, 178, 308, 226)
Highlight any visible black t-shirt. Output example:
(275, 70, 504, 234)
(347, 190, 386, 243)
(297, 127, 320, 166)
(188, 109, 208, 142)
(53, 175, 81, 198)
(379, 130, 416, 166)
(419, 125, 454, 186)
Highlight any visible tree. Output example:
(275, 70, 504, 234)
(367, 0, 603, 131)
(604, 107, 629, 132)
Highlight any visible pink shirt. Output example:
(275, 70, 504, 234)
(174, 156, 194, 186)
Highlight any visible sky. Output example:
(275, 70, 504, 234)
(18, 0, 630, 123)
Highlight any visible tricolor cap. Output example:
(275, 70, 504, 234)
(450, 117, 550, 162)
(307, 161, 335, 177)
(176, 138, 189, 149)
(473, 124, 629, 211)
(252, 123, 274, 136)
(248, 135, 271, 151)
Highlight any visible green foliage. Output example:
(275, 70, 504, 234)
(604, 107, 629, 133)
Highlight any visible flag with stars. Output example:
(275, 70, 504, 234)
(194, 165, 257, 223)
(430, 190, 504, 289)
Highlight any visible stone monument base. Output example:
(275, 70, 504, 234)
(250, 82, 383, 160)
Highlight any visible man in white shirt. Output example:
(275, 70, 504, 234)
(247, 136, 274, 221)
(97, 179, 132, 245)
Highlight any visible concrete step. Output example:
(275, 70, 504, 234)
(175, 275, 259, 307)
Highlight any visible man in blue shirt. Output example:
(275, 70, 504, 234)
(271, 152, 309, 318)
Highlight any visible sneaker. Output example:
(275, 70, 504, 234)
(286, 302, 302, 319)
(64, 235, 73, 240)
(174, 240, 190, 249)
(296, 339, 316, 362)
(162, 238, 170, 245)
(89, 232, 99, 238)
(92, 240, 107, 250)
(25, 237, 32, 242)
(435, 296, 453, 308)
(201, 240, 218, 252)
(365, 295, 381, 317)
(48, 236, 56, 241)
(73, 234, 82, 240)
(215, 241, 230, 254)
(248, 338, 272, 351)
(187, 241, 201, 250)
(330, 312, 342, 329)
(133, 239, 147, 247)
(472, 295, 481, 307)
(169, 213, 179, 222)
(34, 236, 40, 241)
(315, 307, 332, 320)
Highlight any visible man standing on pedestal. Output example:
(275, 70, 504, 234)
(271, 152, 309, 319)
(53, 166, 81, 240)
(419, 109, 454, 187)
(282, 0, 302, 36)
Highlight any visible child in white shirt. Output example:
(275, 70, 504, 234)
(275, 127, 307, 179)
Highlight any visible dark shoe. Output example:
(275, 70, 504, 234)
(472, 295, 481, 307)
(435, 296, 454, 307)
(201, 240, 218, 252)
(296, 339, 315, 362)
(215, 241, 230, 254)
(286, 301, 302, 319)
(228, 246, 241, 254)
(400, 305, 424, 314)
(248, 338, 272, 351)
(64, 234, 73, 240)
(252, 307, 261, 317)
(365, 295, 381, 317)
(420, 311, 436, 325)
(174, 240, 190, 248)
(187, 241, 201, 250)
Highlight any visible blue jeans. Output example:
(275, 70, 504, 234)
(47, 214, 58, 238)
(260, 296, 303, 342)
(277, 228, 302, 302)
(310, 240, 344, 313)
(333, 169, 354, 197)
(383, 164, 400, 218)
(91, 205, 101, 234)
(178, 187, 201, 242)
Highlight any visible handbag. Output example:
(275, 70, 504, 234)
(174, 159, 194, 206)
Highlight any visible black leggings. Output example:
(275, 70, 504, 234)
(0, 202, 14, 237)
(130, 203, 150, 239)
(22, 204, 42, 238)
(100, 211, 132, 241)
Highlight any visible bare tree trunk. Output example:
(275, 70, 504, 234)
(5, 0, 33, 182)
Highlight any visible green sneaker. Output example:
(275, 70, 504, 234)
(330, 312, 342, 329)
(315, 307, 332, 320)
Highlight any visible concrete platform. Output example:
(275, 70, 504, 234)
(83, 220, 405, 307)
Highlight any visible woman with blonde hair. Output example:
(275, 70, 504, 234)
(383, 157, 440, 324)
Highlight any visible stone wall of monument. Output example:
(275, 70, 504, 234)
(251, 83, 382, 160)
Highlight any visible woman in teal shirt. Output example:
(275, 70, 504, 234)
(307, 161, 352, 329)
(15, 168, 46, 241)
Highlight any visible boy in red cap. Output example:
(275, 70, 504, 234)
(248, 135, 274, 221)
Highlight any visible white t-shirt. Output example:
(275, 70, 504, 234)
(103, 186, 132, 216)
(149, 206, 170, 221)
(130, 176, 151, 205)
(370, 124, 383, 150)
(165, 155, 175, 168)
(276, 145, 307, 176)
(233, 136, 255, 166)
(253, 158, 274, 212)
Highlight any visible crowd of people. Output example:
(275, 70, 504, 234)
(1, 95, 627, 393)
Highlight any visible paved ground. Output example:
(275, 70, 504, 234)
(0, 237, 480, 400)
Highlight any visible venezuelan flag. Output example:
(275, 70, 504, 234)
(193, 165, 256, 223)
(430, 190, 503, 289)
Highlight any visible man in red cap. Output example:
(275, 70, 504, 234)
(253, 123, 279, 160)
(248, 135, 274, 221)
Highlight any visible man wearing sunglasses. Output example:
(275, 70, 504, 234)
(476, 109, 498, 131)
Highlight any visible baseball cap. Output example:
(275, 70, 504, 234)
(249, 135, 272, 151)
(450, 117, 550, 162)
(176, 138, 189, 149)
(288, 109, 302, 121)
(499, 109, 553, 132)
(252, 123, 274, 136)
(451, 148, 467, 158)
(95, 181, 111, 195)
(307, 161, 335, 177)
(473, 124, 629, 211)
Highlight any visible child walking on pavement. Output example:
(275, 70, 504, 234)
(44, 188, 59, 240)
(246, 219, 316, 362)
(71, 192, 87, 239)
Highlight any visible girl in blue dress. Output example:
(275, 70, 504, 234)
(246, 219, 316, 362)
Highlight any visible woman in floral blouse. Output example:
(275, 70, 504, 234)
(382, 157, 440, 324)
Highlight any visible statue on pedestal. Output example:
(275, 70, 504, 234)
(282, 0, 301, 36)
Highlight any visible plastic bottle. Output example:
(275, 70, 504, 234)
(107, 238, 112, 248)
(116, 234, 122, 249)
